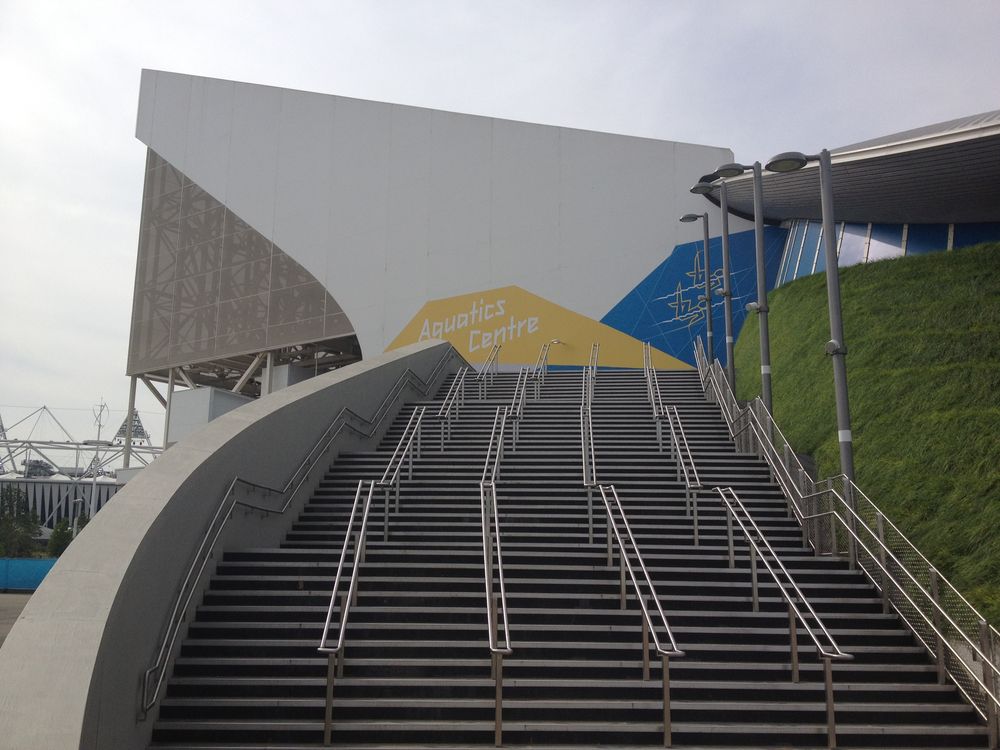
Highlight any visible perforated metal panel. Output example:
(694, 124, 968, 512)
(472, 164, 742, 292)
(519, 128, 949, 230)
(127, 150, 355, 375)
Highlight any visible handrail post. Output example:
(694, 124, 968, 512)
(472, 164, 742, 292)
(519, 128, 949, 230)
(642, 601, 650, 681)
(338, 592, 348, 678)
(824, 656, 837, 750)
(663, 654, 672, 748)
(495, 652, 504, 747)
(619, 551, 627, 609)
(826, 480, 837, 557)
(587, 486, 594, 545)
(788, 602, 799, 683)
(844, 480, 858, 570)
(324, 652, 336, 745)
(490, 592, 498, 678)
(876, 512, 892, 614)
(383, 488, 389, 542)
(929, 569, 947, 684)
(606, 513, 613, 567)
(750, 544, 759, 612)
(726, 505, 735, 569)
(979, 620, 998, 749)
(692, 492, 699, 547)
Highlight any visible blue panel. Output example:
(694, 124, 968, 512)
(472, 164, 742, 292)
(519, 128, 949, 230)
(601, 226, 788, 366)
(867, 223, 904, 262)
(794, 221, 822, 279)
(953, 222, 1000, 249)
(814, 223, 839, 274)
(0, 558, 56, 591)
(839, 223, 868, 267)
(905, 224, 949, 255)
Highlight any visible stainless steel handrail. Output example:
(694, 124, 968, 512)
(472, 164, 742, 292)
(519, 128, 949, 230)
(644, 342, 668, 451)
(699, 343, 1000, 740)
(598, 483, 684, 746)
(587, 342, 599, 403)
(477, 343, 501, 398)
(508, 367, 528, 449)
(716, 485, 852, 749)
(481, 406, 512, 745)
(802, 499, 1000, 729)
(580, 366, 598, 544)
(664, 405, 702, 543)
(140, 347, 460, 713)
(377, 405, 425, 541)
(530, 339, 559, 399)
(436, 366, 469, 450)
(318, 479, 376, 745)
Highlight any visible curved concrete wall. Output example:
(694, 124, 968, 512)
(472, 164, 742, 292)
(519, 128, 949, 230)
(0, 339, 458, 750)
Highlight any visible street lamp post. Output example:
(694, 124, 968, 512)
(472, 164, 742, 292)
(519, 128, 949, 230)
(679, 212, 713, 365)
(697, 161, 774, 420)
(691, 178, 735, 389)
(766, 148, 855, 483)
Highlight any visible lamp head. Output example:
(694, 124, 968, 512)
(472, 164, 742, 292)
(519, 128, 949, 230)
(690, 182, 715, 195)
(766, 151, 810, 173)
(715, 162, 747, 178)
(679, 213, 701, 223)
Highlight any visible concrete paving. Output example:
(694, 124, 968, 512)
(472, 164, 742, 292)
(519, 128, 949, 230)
(0, 593, 31, 648)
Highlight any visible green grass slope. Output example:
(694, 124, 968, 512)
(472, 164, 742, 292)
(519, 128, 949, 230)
(734, 243, 1000, 621)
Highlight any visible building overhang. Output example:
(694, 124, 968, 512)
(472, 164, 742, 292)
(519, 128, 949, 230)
(703, 111, 1000, 225)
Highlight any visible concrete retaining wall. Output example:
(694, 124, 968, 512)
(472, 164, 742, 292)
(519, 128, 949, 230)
(0, 340, 459, 750)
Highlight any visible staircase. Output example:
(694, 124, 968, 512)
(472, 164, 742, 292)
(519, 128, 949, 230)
(150, 368, 989, 748)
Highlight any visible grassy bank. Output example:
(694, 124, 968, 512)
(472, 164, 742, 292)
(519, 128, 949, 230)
(734, 243, 1000, 620)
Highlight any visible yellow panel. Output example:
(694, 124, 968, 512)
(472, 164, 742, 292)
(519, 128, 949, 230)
(387, 285, 690, 369)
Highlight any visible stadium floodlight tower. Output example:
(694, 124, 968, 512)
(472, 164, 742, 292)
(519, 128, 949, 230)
(690, 174, 735, 389)
(766, 148, 855, 483)
(679, 212, 713, 364)
(696, 160, 774, 420)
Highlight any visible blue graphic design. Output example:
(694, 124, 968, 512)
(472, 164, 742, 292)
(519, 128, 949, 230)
(601, 227, 787, 366)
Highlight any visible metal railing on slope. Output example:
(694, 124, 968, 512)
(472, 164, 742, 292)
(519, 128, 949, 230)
(643, 342, 667, 451)
(588, 341, 599, 391)
(716, 486, 852, 750)
(481, 406, 512, 745)
(508, 367, 529, 450)
(530, 339, 559, 398)
(140, 347, 461, 714)
(664, 405, 702, 544)
(436, 366, 469, 451)
(477, 343, 502, 398)
(318, 479, 376, 745)
(697, 342, 1000, 743)
(580, 364, 598, 544)
(598, 485, 684, 747)
(377, 406, 425, 541)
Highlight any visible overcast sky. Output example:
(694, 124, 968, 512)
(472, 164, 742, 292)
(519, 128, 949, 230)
(1, 0, 998, 446)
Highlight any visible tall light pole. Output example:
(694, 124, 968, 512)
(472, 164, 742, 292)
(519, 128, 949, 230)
(697, 161, 774, 420)
(679, 212, 713, 365)
(691, 176, 735, 389)
(766, 149, 854, 482)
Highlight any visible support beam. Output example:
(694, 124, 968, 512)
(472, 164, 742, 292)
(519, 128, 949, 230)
(140, 376, 167, 409)
(232, 352, 267, 395)
(123, 376, 137, 469)
(263, 352, 275, 396)
(174, 367, 196, 390)
(163, 370, 175, 450)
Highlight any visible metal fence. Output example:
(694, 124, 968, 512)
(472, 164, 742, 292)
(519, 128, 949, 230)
(693, 338, 999, 742)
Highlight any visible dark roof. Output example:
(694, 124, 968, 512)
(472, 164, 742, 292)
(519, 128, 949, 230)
(704, 110, 1000, 224)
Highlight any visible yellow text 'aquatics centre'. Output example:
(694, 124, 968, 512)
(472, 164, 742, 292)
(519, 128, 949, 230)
(388, 285, 689, 369)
